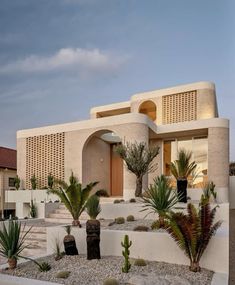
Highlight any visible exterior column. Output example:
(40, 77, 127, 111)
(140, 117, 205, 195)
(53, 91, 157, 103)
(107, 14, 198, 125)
(208, 127, 229, 203)
(122, 123, 149, 200)
(0, 171, 4, 218)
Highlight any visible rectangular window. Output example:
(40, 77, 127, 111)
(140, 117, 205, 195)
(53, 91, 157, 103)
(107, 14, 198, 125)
(8, 177, 15, 187)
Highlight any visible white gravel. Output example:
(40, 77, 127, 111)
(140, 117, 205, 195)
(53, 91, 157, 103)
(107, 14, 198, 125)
(1, 255, 213, 285)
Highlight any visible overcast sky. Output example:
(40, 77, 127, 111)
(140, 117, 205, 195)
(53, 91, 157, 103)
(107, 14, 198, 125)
(0, 0, 234, 159)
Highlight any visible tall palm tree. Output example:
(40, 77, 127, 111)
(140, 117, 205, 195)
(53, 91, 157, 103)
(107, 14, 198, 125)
(170, 148, 197, 202)
(47, 173, 98, 226)
(163, 202, 222, 272)
(115, 141, 159, 197)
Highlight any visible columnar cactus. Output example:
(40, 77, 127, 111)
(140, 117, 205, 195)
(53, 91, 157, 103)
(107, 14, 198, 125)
(121, 234, 132, 273)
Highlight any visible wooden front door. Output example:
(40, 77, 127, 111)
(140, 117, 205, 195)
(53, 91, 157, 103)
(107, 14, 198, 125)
(110, 144, 123, 196)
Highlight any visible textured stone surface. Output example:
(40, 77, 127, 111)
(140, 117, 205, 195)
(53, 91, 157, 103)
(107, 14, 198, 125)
(128, 274, 191, 285)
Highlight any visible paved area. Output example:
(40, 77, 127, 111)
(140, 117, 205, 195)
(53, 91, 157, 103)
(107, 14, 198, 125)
(230, 210, 235, 284)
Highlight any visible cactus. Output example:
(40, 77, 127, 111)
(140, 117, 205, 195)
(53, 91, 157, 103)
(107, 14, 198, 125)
(121, 234, 132, 273)
(115, 217, 125, 224)
(126, 215, 135, 222)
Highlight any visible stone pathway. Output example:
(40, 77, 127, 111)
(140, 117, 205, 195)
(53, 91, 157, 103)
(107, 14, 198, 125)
(230, 210, 235, 284)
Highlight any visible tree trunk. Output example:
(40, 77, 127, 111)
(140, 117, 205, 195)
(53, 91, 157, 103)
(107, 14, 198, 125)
(63, 234, 78, 255)
(135, 176, 143, 197)
(190, 261, 201, 272)
(86, 219, 101, 260)
(177, 179, 188, 203)
(8, 258, 17, 269)
(72, 219, 82, 227)
(159, 215, 165, 228)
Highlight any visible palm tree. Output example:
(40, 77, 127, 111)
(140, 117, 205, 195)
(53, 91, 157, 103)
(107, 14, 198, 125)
(170, 148, 197, 203)
(141, 175, 179, 228)
(47, 173, 98, 226)
(115, 141, 159, 197)
(163, 202, 222, 272)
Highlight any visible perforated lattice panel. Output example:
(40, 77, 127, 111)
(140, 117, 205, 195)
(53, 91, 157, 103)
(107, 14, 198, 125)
(26, 133, 65, 189)
(162, 90, 197, 124)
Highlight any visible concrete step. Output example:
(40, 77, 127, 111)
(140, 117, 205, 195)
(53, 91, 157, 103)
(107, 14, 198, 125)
(45, 217, 73, 224)
(23, 226, 47, 233)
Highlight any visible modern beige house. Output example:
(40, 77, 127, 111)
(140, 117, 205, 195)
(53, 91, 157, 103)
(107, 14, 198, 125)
(17, 81, 229, 202)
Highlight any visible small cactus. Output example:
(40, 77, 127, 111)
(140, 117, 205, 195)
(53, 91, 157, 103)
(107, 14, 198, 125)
(38, 261, 51, 272)
(115, 217, 125, 224)
(113, 199, 121, 204)
(103, 278, 119, 285)
(126, 215, 135, 222)
(134, 258, 147, 266)
(133, 225, 149, 232)
(56, 271, 70, 279)
(121, 234, 132, 273)
(129, 198, 136, 203)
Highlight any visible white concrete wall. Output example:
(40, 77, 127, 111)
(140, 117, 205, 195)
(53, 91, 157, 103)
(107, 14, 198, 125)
(47, 224, 228, 274)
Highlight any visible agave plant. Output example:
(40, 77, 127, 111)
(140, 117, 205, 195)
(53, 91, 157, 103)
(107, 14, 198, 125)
(201, 181, 217, 204)
(170, 148, 197, 203)
(163, 202, 222, 272)
(141, 175, 179, 228)
(0, 220, 32, 269)
(47, 172, 98, 226)
(86, 195, 101, 220)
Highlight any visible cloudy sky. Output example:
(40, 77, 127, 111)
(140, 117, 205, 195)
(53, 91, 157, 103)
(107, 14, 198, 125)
(0, 0, 234, 159)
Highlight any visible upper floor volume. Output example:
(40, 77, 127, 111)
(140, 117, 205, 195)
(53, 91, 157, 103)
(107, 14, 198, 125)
(90, 81, 218, 125)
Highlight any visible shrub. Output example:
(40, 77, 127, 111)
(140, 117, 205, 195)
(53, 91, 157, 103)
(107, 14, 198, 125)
(134, 258, 147, 266)
(164, 202, 222, 272)
(56, 271, 70, 279)
(120, 199, 125, 203)
(47, 173, 54, 189)
(133, 225, 149, 232)
(201, 181, 217, 204)
(113, 199, 121, 204)
(37, 261, 51, 272)
(14, 175, 20, 190)
(103, 278, 120, 285)
(0, 220, 32, 269)
(141, 175, 179, 228)
(30, 200, 37, 218)
(115, 217, 125, 224)
(53, 238, 64, 261)
(30, 174, 37, 190)
(126, 215, 135, 222)
(129, 198, 136, 203)
(96, 189, 110, 197)
(86, 195, 101, 219)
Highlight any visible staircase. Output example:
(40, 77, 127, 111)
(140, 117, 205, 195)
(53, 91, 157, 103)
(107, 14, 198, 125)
(22, 225, 47, 258)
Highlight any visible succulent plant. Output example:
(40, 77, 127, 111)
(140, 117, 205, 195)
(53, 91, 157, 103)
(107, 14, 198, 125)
(126, 215, 135, 222)
(103, 278, 120, 285)
(129, 198, 136, 203)
(133, 225, 149, 232)
(133, 258, 147, 266)
(121, 235, 132, 273)
(113, 199, 121, 204)
(37, 261, 51, 272)
(56, 271, 70, 279)
(115, 217, 125, 224)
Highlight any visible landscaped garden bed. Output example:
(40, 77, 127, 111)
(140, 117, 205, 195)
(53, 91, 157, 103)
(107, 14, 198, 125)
(0, 254, 213, 285)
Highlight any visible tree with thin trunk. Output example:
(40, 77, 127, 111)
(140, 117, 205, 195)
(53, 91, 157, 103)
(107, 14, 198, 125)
(115, 141, 159, 197)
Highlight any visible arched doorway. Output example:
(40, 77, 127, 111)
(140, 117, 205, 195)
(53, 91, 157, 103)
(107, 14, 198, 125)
(139, 100, 157, 121)
(82, 130, 123, 197)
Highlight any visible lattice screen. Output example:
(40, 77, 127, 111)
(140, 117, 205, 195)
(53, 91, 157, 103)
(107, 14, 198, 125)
(26, 133, 65, 189)
(162, 90, 197, 124)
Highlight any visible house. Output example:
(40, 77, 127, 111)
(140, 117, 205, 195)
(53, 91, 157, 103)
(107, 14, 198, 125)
(0, 147, 17, 217)
(16, 81, 229, 202)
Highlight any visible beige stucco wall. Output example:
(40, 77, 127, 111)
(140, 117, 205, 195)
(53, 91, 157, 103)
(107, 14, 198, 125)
(148, 139, 163, 185)
(197, 88, 218, 119)
(208, 127, 229, 202)
(17, 138, 26, 189)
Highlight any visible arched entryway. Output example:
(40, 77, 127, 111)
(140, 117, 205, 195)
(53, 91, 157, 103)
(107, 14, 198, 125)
(139, 100, 157, 121)
(82, 130, 123, 197)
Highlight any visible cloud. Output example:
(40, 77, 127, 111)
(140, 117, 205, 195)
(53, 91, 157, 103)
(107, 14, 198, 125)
(0, 48, 127, 75)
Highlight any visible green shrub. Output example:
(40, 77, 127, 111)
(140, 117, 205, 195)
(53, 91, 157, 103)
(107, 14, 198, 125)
(113, 199, 121, 204)
(120, 199, 125, 203)
(14, 175, 20, 190)
(56, 271, 70, 279)
(30, 174, 37, 190)
(37, 261, 51, 272)
(115, 217, 125, 224)
(129, 198, 136, 203)
(126, 215, 135, 222)
(103, 278, 119, 285)
(86, 195, 101, 219)
(96, 189, 110, 197)
(133, 225, 149, 232)
(29, 200, 37, 218)
(134, 258, 147, 266)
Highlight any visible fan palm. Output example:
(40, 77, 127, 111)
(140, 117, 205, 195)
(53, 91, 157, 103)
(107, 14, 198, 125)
(47, 173, 98, 226)
(0, 220, 32, 269)
(170, 148, 197, 202)
(141, 175, 179, 228)
(163, 202, 222, 272)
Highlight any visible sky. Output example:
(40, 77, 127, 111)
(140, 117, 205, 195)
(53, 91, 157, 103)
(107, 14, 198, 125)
(0, 0, 234, 159)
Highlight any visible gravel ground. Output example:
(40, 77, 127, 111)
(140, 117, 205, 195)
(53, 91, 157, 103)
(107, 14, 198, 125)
(100, 219, 159, 231)
(1, 255, 213, 285)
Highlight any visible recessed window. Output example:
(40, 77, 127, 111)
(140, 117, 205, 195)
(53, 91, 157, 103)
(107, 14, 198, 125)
(139, 100, 157, 121)
(8, 177, 15, 187)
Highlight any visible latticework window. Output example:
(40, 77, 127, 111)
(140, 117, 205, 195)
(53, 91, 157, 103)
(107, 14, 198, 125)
(162, 90, 197, 124)
(26, 133, 65, 189)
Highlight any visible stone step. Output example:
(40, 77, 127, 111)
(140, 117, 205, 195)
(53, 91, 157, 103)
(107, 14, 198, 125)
(45, 217, 73, 224)
(23, 226, 47, 233)
(23, 232, 46, 239)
